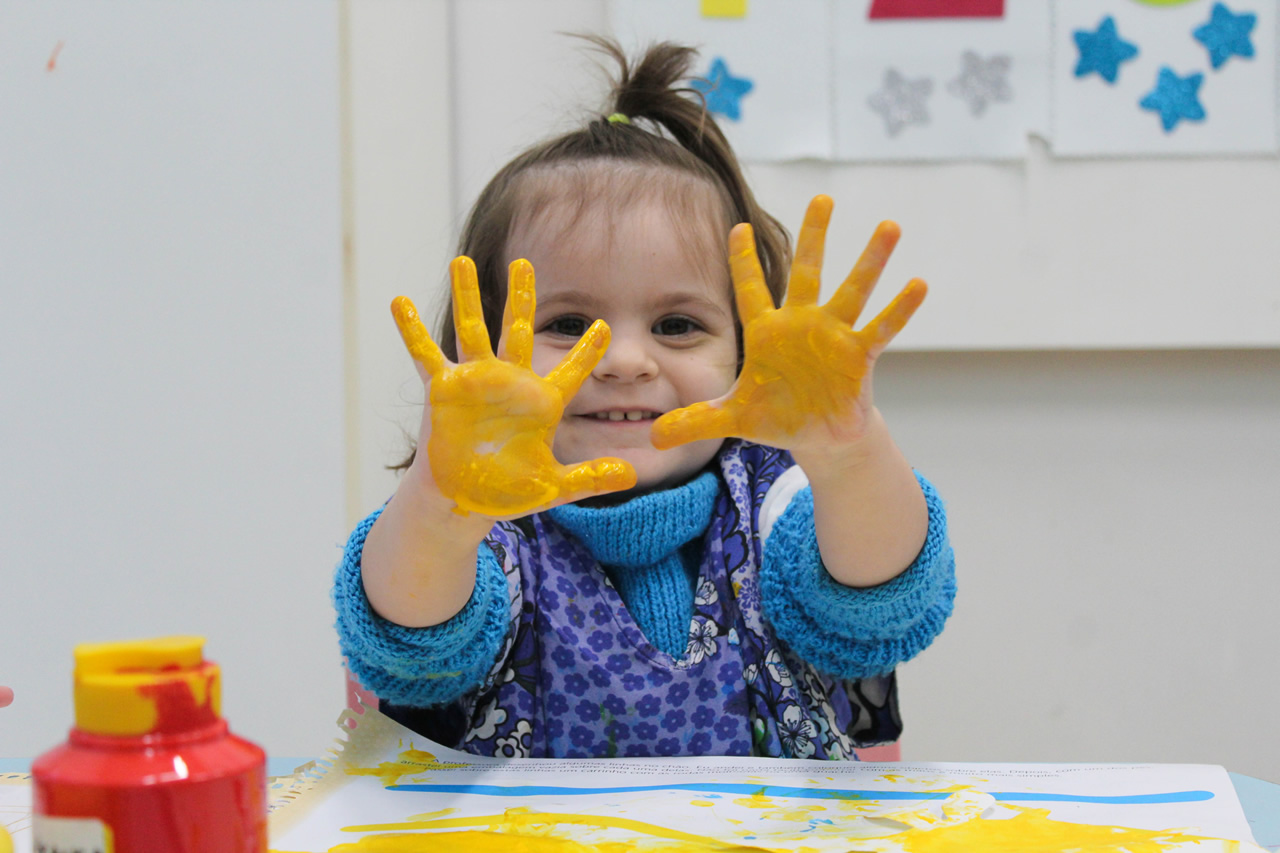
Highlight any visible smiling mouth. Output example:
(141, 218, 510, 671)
(582, 411, 662, 422)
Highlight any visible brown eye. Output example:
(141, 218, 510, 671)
(546, 316, 590, 337)
(654, 316, 700, 336)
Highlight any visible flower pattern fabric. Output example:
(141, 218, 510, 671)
(380, 441, 904, 759)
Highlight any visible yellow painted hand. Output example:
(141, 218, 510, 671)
(392, 257, 636, 517)
(652, 195, 927, 453)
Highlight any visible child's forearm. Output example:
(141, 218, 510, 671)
(792, 408, 928, 588)
(360, 461, 496, 628)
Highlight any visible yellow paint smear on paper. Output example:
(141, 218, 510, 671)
(323, 833, 618, 852)
(701, 0, 747, 17)
(310, 801, 1253, 853)
(333, 807, 774, 852)
(894, 805, 1232, 852)
(757, 804, 827, 824)
(404, 808, 458, 821)
(345, 748, 470, 786)
(731, 791, 777, 810)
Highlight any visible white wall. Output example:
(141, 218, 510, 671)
(1, 2, 347, 760)
(878, 349, 1280, 780)
(344, 0, 456, 527)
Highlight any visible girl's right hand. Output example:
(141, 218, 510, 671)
(392, 257, 636, 518)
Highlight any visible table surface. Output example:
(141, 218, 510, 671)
(3, 759, 1277, 850)
(1232, 772, 1280, 851)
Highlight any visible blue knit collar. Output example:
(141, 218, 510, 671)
(547, 471, 720, 567)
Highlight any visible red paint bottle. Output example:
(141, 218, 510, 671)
(31, 636, 267, 852)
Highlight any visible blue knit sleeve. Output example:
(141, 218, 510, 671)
(332, 505, 513, 707)
(759, 472, 955, 679)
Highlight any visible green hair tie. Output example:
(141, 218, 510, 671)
(606, 112, 631, 125)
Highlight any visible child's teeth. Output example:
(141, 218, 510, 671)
(591, 409, 655, 420)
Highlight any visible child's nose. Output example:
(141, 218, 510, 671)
(592, 331, 657, 382)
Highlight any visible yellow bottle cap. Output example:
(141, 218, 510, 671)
(73, 636, 222, 737)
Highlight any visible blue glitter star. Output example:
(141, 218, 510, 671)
(691, 57, 754, 122)
(1073, 16, 1139, 84)
(1193, 2, 1256, 69)
(1139, 67, 1206, 132)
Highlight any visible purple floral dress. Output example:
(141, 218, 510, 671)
(372, 441, 921, 759)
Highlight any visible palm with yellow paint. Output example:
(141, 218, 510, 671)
(652, 195, 927, 455)
(392, 257, 636, 517)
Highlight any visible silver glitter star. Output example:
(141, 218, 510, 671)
(947, 51, 1012, 117)
(868, 68, 933, 137)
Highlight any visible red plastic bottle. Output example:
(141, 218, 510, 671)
(31, 636, 267, 852)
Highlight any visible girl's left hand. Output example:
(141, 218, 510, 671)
(652, 195, 926, 458)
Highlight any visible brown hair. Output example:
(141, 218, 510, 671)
(435, 35, 791, 360)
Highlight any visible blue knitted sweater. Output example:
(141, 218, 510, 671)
(548, 471, 719, 657)
(334, 457, 953, 711)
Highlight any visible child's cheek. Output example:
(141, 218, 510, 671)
(528, 339, 559, 378)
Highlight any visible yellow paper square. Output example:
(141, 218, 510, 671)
(701, 0, 747, 18)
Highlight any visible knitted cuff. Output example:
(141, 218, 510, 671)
(332, 506, 510, 707)
(760, 473, 956, 678)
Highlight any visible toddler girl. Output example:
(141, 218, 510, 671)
(334, 39, 955, 759)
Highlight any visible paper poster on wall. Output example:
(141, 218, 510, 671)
(608, 0, 832, 161)
(833, 1, 1050, 160)
(1051, 0, 1276, 156)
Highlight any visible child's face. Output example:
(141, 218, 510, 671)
(504, 194, 738, 495)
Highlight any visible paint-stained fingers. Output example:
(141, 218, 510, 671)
(451, 256, 495, 362)
(500, 259, 536, 368)
(785, 195, 834, 307)
(391, 296, 447, 378)
(650, 402, 738, 451)
(825, 221, 902, 327)
(860, 278, 928, 359)
(728, 224, 776, 325)
(545, 319, 611, 400)
(558, 457, 638, 503)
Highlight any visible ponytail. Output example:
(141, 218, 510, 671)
(594, 36, 792, 306)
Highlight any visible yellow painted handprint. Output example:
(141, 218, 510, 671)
(392, 257, 636, 517)
(652, 195, 927, 454)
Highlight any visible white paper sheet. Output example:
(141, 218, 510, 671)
(1051, 0, 1277, 156)
(833, 2, 1051, 161)
(0, 776, 31, 853)
(269, 706, 1265, 851)
(608, 0, 833, 162)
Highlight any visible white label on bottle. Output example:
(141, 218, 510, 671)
(32, 814, 114, 853)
